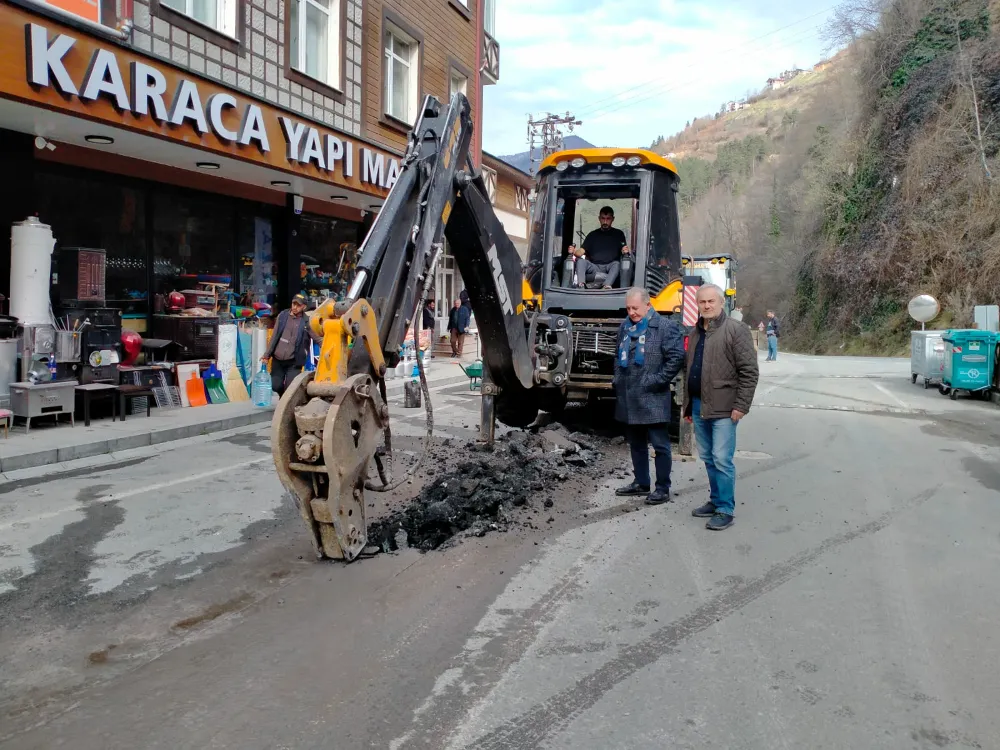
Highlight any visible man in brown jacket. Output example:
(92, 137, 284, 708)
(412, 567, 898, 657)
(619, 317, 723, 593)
(683, 284, 759, 530)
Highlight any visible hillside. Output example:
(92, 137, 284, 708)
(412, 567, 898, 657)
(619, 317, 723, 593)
(655, 0, 1000, 355)
(497, 135, 595, 174)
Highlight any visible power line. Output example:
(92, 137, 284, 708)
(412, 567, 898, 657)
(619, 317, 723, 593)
(581, 26, 827, 123)
(571, 5, 837, 120)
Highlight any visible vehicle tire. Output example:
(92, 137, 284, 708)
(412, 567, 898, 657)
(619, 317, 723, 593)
(938, 384, 950, 395)
(911, 373, 918, 384)
(950, 389, 958, 401)
(923, 378, 930, 389)
(537, 391, 567, 416)
(496, 391, 539, 428)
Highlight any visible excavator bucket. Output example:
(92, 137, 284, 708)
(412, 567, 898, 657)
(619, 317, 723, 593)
(272, 371, 386, 561)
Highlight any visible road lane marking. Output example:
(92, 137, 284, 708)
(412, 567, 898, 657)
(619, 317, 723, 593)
(872, 380, 909, 409)
(0, 458, 271, 532)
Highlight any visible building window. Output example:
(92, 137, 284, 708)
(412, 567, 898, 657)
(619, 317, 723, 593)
(160, 0, 238, 37)
(290, 0, 340, 87)
(383, 21, 420, 125)
(450, 70, 468, 99)
(483, 0, 495, 36)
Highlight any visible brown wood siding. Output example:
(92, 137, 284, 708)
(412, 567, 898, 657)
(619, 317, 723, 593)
(495, 176, 519, 213)
(361, 0, 478, 153)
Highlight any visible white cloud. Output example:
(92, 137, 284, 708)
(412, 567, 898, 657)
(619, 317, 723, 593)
(483, 0, 836, 155)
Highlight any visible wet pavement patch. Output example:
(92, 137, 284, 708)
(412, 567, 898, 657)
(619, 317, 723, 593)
(367, 427, 608, 553)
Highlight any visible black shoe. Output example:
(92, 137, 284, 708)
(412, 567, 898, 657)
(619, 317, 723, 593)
(616, 482, 650, 497)
(645, 490, 671, 505)
(706, 513, 734, 531)
(691, 502, 717, 518)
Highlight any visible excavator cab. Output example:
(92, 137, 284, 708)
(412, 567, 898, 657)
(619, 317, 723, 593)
(519, 149, 684, 414)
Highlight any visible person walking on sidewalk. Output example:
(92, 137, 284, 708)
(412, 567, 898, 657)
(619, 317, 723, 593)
(765, 310, 780, 361)
(260, 294, 322, 396)
(685, 284, 760, 530)
(614, 287, 685, 505)
(448, 298, 471, 357)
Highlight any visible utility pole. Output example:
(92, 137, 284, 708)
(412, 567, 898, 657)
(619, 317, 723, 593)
(526, 111, 582, 177)
(525, 112, 582, 239)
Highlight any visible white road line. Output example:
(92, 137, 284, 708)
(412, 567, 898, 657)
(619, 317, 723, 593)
(0, 457, 271, 532)
(871, 380, 909, 409)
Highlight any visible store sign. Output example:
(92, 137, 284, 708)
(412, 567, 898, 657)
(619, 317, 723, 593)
(45, 0, 100, 24)
(10, 17, 401, 193)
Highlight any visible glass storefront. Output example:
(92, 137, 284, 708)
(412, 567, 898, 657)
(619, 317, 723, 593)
(296, 215, 363, 306)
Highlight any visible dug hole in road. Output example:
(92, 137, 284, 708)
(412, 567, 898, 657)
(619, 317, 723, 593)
(3, 354, 1000, 750)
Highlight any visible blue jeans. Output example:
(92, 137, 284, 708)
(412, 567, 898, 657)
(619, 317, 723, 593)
(766, 334, 778, 360)
(691, 397, 738, 516)
(627, 423, 672, 493)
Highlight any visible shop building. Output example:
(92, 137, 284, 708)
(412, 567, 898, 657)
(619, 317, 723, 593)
(0, 0, 500, 331)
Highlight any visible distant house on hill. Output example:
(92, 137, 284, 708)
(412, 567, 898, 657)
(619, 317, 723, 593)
(766, 77, 786, 90)
(720, 99, 748, 114)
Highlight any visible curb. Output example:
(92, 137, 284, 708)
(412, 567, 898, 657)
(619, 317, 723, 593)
(0, 375, 475, 474)
(0, 408, 275, 474)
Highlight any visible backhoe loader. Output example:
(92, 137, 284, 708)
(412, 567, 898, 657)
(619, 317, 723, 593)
(271, 93, 685, 561)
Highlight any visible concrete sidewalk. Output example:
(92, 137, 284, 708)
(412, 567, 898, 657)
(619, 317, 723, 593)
(0, 357, 476, 475)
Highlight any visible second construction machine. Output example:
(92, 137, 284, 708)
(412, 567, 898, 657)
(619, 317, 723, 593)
(271, 93, 685, 561)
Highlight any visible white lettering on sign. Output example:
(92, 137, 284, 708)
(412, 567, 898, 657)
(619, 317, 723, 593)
(279, 116, 306, 161)
(206, 93, 239, 141)
(168, 79, 209, 133)
(130, 62, 168, 120)
(81, 49, 130, 110)
(23, 22, 398, 187)
(27, 24, 77, 94)
(238, 105, 270, 153)
(301, 128, 325, 169)
(363, 150, 385, 188)
(488, 244, 514, 316)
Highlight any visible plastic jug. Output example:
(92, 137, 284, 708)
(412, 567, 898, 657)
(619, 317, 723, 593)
(252, 363, 273, 407)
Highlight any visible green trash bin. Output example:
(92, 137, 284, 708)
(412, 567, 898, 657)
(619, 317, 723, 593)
(942, 329, 996, 400)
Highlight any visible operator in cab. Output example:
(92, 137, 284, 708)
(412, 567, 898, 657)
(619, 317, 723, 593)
(569, 205, 630, 289)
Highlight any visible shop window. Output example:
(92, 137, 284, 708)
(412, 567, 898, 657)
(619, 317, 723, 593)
(34, 171, 148, 318)
(289, 0, 341, 89)
(237, 211, 278, 309)
(152, 190, 236, 304)
(296, 215, 361, 306)
(160, 0, 239, 37)
(382, 17, 421, 126)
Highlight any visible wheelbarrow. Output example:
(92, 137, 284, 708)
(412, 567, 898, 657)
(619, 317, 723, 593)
(459, 359, 484, 390)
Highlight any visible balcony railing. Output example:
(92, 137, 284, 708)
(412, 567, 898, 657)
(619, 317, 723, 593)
(482, 31, 500, 84)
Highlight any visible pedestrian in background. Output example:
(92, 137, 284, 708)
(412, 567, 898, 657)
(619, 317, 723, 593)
(684, 284, 759, 530)
(260, 294, 323, 395)
(448, 298, 471, 357)
(614, 287, 685, 505)
(766, 310, 780, 361)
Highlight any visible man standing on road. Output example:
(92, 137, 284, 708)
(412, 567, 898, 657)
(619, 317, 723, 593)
(685, 284, 760, 530)
(260, 294, 323, 396)
(765, 310, 780, 361)
(448, 298, 471, 357)
(614, 288, 686, 505)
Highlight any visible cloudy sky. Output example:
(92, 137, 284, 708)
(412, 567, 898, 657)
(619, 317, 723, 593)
(482, 0, 840, 157)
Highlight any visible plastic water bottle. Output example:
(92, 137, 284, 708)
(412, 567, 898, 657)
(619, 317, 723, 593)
(47, 354, 57, 380)
(252, 363, 272, 407)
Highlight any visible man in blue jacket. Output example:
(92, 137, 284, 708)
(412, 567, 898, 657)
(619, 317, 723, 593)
(261, 294, 323, 395)
(613, 287, 686, 505)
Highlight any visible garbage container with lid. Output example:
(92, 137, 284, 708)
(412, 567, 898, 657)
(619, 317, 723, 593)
(942, 329, 996, 400)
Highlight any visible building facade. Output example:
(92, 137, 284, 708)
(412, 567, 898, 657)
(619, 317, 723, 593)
(0, 0, 499, 331)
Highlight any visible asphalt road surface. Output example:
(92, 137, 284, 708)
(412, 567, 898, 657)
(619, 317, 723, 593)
(2, 353, 999, 750)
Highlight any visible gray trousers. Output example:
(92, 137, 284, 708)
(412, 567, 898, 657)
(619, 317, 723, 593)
(577, 259, 621, 287)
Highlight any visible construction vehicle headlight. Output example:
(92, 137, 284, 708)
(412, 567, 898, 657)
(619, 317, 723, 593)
(611, 156, 626, 167)
(626, 155, 642, 167)
(555, 160, 569, 172)
(570, 157, 586, 168)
